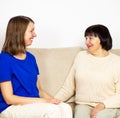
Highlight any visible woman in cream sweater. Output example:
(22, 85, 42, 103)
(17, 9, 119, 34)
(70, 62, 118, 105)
(55, 24, 120, 118)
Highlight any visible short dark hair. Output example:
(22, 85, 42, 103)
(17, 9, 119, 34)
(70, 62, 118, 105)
(84, 24, 112, 51)
(2, 15, 34, 55)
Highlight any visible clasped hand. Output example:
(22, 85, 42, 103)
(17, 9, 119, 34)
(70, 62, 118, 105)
(90, 103, 105, 118)
(46, 98, 61, 104)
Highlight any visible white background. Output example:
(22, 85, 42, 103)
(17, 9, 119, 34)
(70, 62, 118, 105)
(0, 0, 120, 50)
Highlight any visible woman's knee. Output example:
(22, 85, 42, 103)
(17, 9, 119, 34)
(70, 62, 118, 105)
(74, 104, 92, 118)
(96, 109, 116, 118)
(57, 103, 73, 118)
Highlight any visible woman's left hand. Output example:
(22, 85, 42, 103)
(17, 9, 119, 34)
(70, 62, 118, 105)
(47, 98, 61, 104)
(90, 103, 105, 118)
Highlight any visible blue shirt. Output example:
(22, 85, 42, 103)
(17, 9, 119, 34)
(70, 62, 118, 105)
(0, 51, 39, 113)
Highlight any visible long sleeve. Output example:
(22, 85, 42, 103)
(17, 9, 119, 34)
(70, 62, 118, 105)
(55, 65, 75, 102)
(102, 64, 120, 108)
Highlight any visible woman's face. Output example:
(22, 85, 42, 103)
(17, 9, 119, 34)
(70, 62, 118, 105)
(24, 22, 37, 46)
(85, 35, 102, 54)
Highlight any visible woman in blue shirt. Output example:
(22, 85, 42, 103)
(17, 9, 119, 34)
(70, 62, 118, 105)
(0, 15, 72, 118)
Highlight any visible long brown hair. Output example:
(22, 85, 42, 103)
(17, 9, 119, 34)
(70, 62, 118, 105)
(2, 15, 34, 55)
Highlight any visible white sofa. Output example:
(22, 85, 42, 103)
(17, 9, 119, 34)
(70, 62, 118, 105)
(1, 46, 120, 117)
(27, 47, 120, 112)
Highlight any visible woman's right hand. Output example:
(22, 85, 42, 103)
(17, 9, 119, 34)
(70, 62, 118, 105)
(45, 98, 61, 104)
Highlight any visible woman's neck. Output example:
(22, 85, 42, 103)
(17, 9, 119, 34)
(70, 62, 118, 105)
(14, 53, 26, 60)
(90, 49, 109, 57)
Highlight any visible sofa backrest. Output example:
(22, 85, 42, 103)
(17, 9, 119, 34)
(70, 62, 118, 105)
(27, 47, 120, 97)
(27, 47, 83, 96)
(110, 49, 120, 56)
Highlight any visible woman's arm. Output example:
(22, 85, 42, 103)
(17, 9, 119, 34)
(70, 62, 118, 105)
(0, 81, 60, 105)
(37, 78, 53, 99)
(37, 78, 61, 103)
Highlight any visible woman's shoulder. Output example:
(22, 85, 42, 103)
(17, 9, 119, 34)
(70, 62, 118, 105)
(0, 52, 12, 66)
(110, 52, 120, 60)
(26, 51, 34, 57)
(76, 50, 88, 57)
(74, 50, 87, 62)
(0, 52, 11, 60)
(26, 51, 36, 60)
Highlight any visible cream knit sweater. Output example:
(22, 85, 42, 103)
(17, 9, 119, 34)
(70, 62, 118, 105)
(55, 51, 120, 108)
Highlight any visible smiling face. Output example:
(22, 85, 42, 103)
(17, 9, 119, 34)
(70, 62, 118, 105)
(85, 35, 102, 54)
(24, 22, 37, 46)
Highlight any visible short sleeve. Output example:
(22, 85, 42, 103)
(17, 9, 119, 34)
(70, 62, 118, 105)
(0, 54, 12, 82)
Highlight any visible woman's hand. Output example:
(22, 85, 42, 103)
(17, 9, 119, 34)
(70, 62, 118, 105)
(46, 98, 61, 104)
(90, 103, 105, 118)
